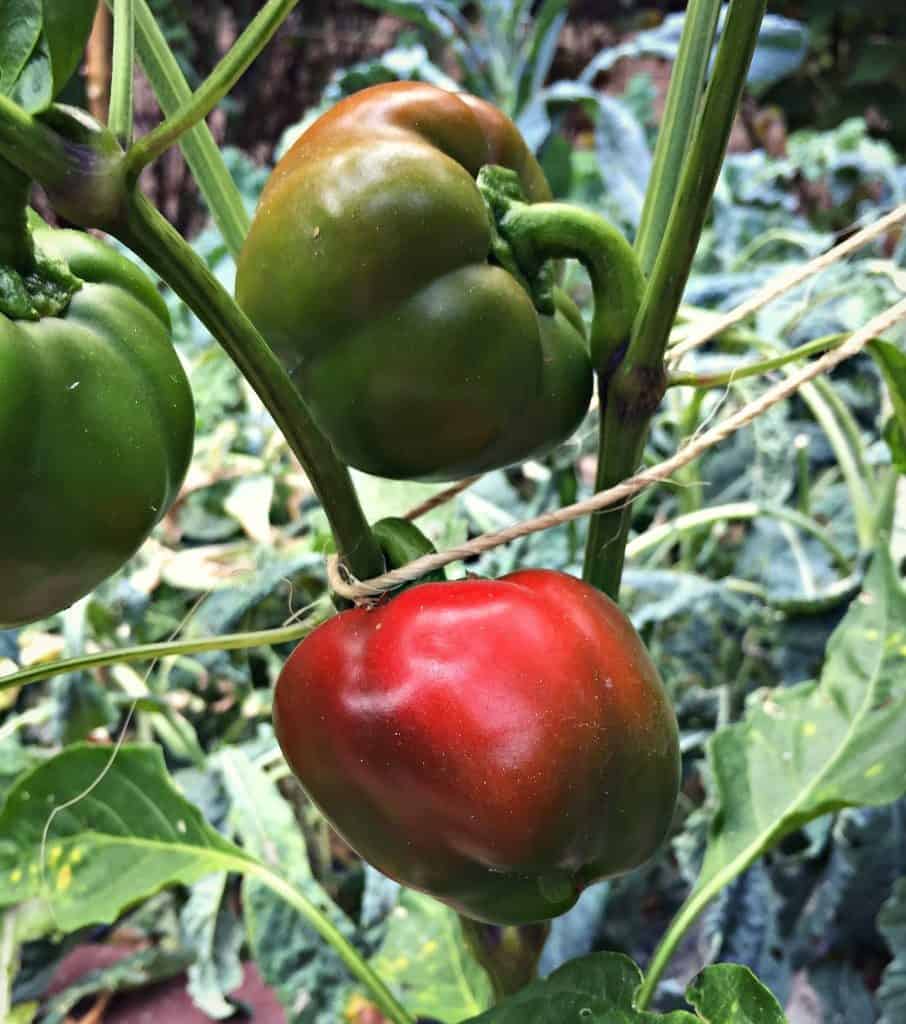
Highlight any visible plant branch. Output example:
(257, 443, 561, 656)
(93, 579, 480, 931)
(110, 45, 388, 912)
(584, 0, 767, 596)
(115, 193, 385, 582)
(0, 96, 81, 191)
(109, 0, 136, 144)
(668, 331, 848, 388)
(635, 0, 722, 276)
(125, 0, 300, 176)
(0, 612, 330, 694)
(123, 0, 249, 255)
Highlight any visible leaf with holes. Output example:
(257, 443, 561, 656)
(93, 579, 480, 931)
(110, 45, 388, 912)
(462, 952, 784, 1021)
(0, 744, 256, 932)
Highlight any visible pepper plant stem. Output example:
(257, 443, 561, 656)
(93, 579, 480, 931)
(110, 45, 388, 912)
(668, 331, 850, 389)
(634, 0, 723, 276)
(493, 201, 647, 601)
(108, 0, 136, 144)
(584, 0, 767, 597)
(125, 0, 300, 176)
(0, 158, 33, 268)
(0, 95, 75, 191)
(459, 918, 551, 1003)
(124, 0, 249, 254)
(0, 613, 332, 694)
(116, 193, 385, 581)
(500, 201, 644, 372)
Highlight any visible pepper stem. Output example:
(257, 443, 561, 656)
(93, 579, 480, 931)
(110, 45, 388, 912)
(115, 193, 386, 584)
(0, 158, 34, 270)
(460, 917, 551, 1003)
(477, 179, 647, 599)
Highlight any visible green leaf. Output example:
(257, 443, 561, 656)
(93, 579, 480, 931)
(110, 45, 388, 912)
(0, 0, 96, 113)
(181, 872, 245, 1020)
(0, 744, 255, 931)
(869, 340, 906, 474)
(42, 0, 98, 98)
(217, 748, 355, 1023)
(366, 890, 493, 1022)
(883, 417, 906, 475)
(463, 952, 698, 1022)
(685, 964, 787, 1023)
(8, 1003, 38, 1024)
(878, 876, 906, 1024)
(696, 551, 906, 895)
(0, 0, 43, 103)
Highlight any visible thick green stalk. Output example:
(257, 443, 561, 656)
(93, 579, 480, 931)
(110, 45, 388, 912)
(0, 95, 79, 191)
(126, 0, 300, 175)
(584, 0, 767, 596)
(109, 0, 136, 144)
(125, 0, 249, 254)
(0, 158, 33, 268)
(116, 193, 385, 581)
(635, 0, 723, 276)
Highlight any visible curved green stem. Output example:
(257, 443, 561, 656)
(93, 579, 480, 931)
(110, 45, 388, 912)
(251, 866, 415, 1024)
(125, 0, 300, 176)
(115, 193, 385, 581)
(637, 881, 717, 1008)
(635, 0, 722, 277)
(499, 201, 644, 371)
(0, 613, 331, 694)
(109, 0, 136, 144)
(811, 375, 876, 499)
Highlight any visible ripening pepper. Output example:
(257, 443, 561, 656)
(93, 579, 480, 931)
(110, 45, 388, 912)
(236, 82, 593, 481)
(273, 568, 680, 924)
(0, 228, 194, 626)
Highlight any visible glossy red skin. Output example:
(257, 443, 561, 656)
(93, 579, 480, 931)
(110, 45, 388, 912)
(274, 570, 680, 924)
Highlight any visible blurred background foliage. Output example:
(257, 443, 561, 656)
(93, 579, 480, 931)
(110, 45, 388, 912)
(5, 2, 906, 1022)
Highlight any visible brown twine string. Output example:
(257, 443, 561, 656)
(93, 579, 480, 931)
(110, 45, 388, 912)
(402, 475, 483, 521)
(327, 297, 906, 604)
(666, 203, 906, 367)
